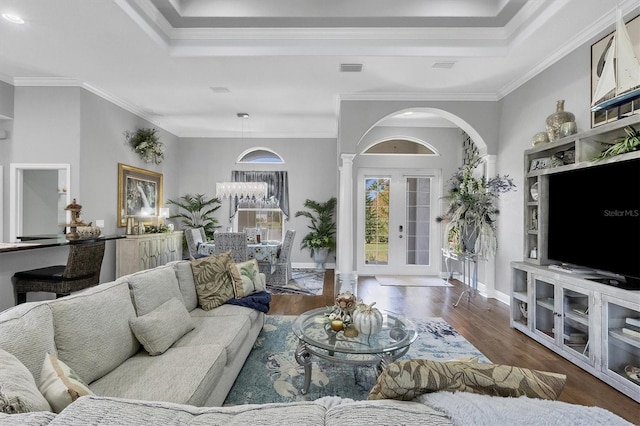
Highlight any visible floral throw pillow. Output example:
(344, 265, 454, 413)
(230, 259, 265, 298)
(190, 251, 235, 310)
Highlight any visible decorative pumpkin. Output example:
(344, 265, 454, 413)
(352, 302, 383, 335)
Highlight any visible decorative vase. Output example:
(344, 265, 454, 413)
(313, 247, 329, 272)
(461, 225, 478, 254)
(545, 100, 575, 142)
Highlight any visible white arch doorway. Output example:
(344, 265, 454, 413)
(337, 107, 497, 294)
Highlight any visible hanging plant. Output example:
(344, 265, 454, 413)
(124, 128, 165, 164)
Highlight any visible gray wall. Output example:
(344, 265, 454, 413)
(175, 137, 337, 265)
(0, 86, 180, 310)
(495, 37, 597, 297)
(22, 169, 59, 237)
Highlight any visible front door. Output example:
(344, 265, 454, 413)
(356, 168, 440, 276)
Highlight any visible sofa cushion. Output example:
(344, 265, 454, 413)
(230, 259, 265, 298)
(189, 304, 261, 327)
(368, 359, 567, 401)
(129, 298, 196, 356)
(50, 396, 330, 425)
(88, 345, 227, 407)
(169, 260, 198, 311)
(39, 353, 93, 413)
(172, 316, 251, 362)
(49, 280, 140, 384)
(0, 348, 51, 414)
(127, 265, 184, 316)
(325, 399, 452, 426)
(190, 252, 235, 310)
(0, 303, 57, 384)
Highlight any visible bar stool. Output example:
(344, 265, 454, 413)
(13, 240, 106, 304)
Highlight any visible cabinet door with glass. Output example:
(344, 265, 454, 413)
(533, 275, 557, 343)
(533, 275, 594, 366)
(560, 283, 593, 365)
(603, 295, 640, 401)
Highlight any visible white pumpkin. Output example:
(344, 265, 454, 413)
(352, 302, 383, 335)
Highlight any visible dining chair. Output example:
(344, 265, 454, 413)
(13, 240, 106, 304)
(185, 227, 206, 258)
(260, 229, 296, 287)
(214, 232, 248, 263)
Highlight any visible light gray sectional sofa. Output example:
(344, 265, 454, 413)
(0, 260, 633, 425)
(0, 260, 265, 412)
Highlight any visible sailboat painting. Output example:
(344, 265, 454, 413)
(591, 12, 640, 113)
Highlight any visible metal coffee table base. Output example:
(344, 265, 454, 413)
(294, 340, 410, 395)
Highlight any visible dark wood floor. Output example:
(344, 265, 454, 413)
(269, 270, 639, 424)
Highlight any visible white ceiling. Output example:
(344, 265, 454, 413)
(0, 0, 636, 138)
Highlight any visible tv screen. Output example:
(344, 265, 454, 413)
(547, 158, 640, 286)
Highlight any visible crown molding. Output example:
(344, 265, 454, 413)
(497, 0, 637, 99)
(13, 77, 80, 86)
(339, 92, 499, 102)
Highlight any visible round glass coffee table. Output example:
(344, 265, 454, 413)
(291, 307, 418, 394)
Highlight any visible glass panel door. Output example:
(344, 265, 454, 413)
(357, 169, 439, 275)
(364, 178, 390, 265)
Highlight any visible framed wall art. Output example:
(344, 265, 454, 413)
(117, 163, 163, 227)
(591, 14, 640, 127)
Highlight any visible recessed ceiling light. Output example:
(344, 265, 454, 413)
(340, 63, 363, 72)
(2, 13, 24, 24)
(237, 113, 249, 118)
(210, 87, 230, 93)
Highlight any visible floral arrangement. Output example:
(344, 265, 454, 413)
(125, 128, 165, 164)
(304, 234, 334, 250)
(143, 224, 172, 234)
(437, 157, 515, 257)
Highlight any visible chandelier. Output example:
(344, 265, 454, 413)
(216, 182, 268, 200)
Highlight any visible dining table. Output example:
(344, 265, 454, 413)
(197, 241, 282, 273)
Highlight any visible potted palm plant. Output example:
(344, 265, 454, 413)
(165, 193, 221, 241)
(295, 197, 337, 271)
(437, 158, 515, 258)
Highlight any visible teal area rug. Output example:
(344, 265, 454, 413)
(224, 315, 489, 405)
(266, 269, 324, 296)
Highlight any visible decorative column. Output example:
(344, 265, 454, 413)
(336, 153, 356, 297)
(482, 154, 497, 298)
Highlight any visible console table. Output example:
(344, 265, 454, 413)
(115, 232, 183, 277)
(442, 248, 479, 307)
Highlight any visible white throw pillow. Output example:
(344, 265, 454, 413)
(230, 259, 266, 298)
(0, 348, 51, 414)
(39, 353, 93, 413)
(129, 297, 196, 356)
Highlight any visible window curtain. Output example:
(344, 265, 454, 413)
(229, 171, 290, 219)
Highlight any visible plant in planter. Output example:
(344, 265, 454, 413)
(437, 158, 515, 258)
(595, 125, 640, 160)
(295, 197, 337, 270)
(125, 128, 165, 164)
(165, 193, 221, 241)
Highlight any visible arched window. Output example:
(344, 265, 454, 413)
(237, 148, 284, 164)
(363, 139, 436, 155)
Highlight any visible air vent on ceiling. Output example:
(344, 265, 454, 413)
(432, 62, 456, 69)
(210, 87, 230, 93)
(237, 113, 249, 118)
(340, 63, 363, 72)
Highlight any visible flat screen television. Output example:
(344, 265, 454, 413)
(547, 157, 640, 290)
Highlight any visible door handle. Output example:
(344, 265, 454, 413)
(399, 225, 403, 232)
